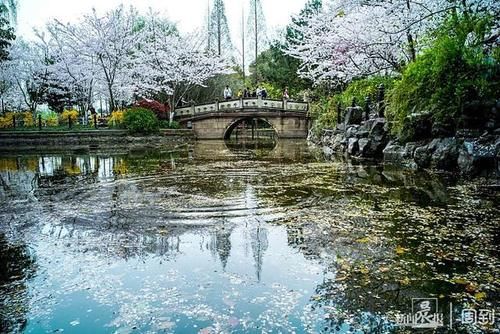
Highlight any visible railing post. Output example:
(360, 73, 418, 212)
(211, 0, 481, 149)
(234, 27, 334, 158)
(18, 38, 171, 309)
(38, 114, 42, 130)
(215, 99, 219, 112)
(257, 95, 262, 108)
(12, 114, 15, 128)
(240, 97, 244, 110)
(283, 99, 288, 111)
(190, 103, 195, 116)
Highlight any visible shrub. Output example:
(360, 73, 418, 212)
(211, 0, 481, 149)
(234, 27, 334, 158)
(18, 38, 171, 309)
(123, 107, 159, 134)
(159, 120, 180, 129)
(109, 110, 125, 128)
(310, 96, 338, 135)
(21, 112, 34, 127)
(387, 14, 499, 142)
(60, 109, 79, 125)
(333, 76, 395, 109)
(0, 112, 35, 128)
(260, 82, 282, 99)
(39, 111, 59, 127)
(0, 112, 14, 128)
(135, 99, 169, 120)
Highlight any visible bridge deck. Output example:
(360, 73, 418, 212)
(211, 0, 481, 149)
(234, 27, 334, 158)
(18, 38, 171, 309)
(174, 98, 309, 119)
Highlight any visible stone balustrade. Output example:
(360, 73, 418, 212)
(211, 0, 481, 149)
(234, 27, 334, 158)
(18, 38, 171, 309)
(174, 98, 309, 118)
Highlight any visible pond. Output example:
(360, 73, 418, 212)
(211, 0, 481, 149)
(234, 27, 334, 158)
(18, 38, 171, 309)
(0, 140, 498, 333)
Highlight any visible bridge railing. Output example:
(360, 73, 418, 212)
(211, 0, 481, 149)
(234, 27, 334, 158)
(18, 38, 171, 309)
(174, 98, 309, 118)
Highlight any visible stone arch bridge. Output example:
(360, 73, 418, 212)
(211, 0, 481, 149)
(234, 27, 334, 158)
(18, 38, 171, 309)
(174, 98, 310, 140)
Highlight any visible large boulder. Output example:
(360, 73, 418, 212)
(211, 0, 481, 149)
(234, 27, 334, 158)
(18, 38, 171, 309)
(401, 112, 433, 142)
(369, 118, 386, 138)
(358, 138, 370, 156)
(344, 107, 363, 125)
(430, 137, 459, 170)
(497, 150, 500, 177)
(458, 140, 496, 176)
(414, 139, 440, 168)
(347, 138, 359, 155)
(383, 142, 409, 163)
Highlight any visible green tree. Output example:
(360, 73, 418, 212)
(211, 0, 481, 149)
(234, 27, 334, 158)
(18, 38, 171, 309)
(249, 0, 322, 96)
(0, 4, 15, 62)
(387, 13, 500, 142)
(246, 0, 267, 81)
(208, 0, 232, 56)
(0, 0, 17, 24)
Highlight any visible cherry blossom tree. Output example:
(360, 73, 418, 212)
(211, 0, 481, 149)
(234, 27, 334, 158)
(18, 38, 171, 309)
(1, 5, 232, 116)
(45, 6, 142, 111)
(285, 0, 499, 85)
(132, 13, 231, 121)
(6, 39, 49, 112)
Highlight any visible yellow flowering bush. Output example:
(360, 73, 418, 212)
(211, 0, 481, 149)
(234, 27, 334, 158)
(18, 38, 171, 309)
(109, 110, 125, 128)
(0, 112, 15, 128)
(22, 112, 34, 127)
(60, 109, 79, 124)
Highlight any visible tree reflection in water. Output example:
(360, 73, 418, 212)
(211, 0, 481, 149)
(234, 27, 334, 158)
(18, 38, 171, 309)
(0, 234, 36, 334)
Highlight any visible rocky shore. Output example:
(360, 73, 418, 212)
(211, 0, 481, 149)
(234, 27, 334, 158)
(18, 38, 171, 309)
(310, 106, 500, 177)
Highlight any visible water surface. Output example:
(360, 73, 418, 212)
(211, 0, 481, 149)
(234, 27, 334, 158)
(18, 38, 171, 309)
(0, 140, 498, 333)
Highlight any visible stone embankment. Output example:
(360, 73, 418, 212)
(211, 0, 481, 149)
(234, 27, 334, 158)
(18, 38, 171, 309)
(0, 129, 194, 152)
(310, 107, 500, 177)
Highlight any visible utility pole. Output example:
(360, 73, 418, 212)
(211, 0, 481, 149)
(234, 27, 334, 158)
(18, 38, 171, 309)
(207, 0, 211, 51)
(254, 0, 258, 82)
(242, 6, 245, 83)
(217, 3, 221, 55)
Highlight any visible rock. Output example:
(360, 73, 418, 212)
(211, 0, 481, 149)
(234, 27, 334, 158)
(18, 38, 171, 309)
(458, 140, 496, 176)
(432, 121, 455, 138)
(347, 138, 359, 155)
(345, 125, 359, 139)
(497, 150, 500, 176)
(356, 130, 369, 138)
(402, 112, 432, 142)
(457, 128, 483, 138)
(414, 147, 430, 168)
(358, 138, 370, 155)
(369, 118, 386, 138)
(430, 137, 459, 170)
(404, 142, 419, 159)
(323, 146, 334, 157)
(383, 143, 407, 163)
(331, 134, 345, 151)
(414, 144, 433, 168)
(344, 107, 363, 125)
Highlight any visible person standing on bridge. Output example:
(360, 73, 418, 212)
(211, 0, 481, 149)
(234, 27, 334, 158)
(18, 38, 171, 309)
(261, 87, 268, 99)
(283, 87, 290, 100)
(243, 87, 250, 98)
(224, 86, 233, 100)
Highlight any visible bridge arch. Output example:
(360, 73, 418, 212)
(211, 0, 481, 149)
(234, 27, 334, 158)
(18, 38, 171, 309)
(223, 117, 278, 140)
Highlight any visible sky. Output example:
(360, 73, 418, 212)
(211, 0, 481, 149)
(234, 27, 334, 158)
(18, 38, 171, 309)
(17, 0, 308, 46)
